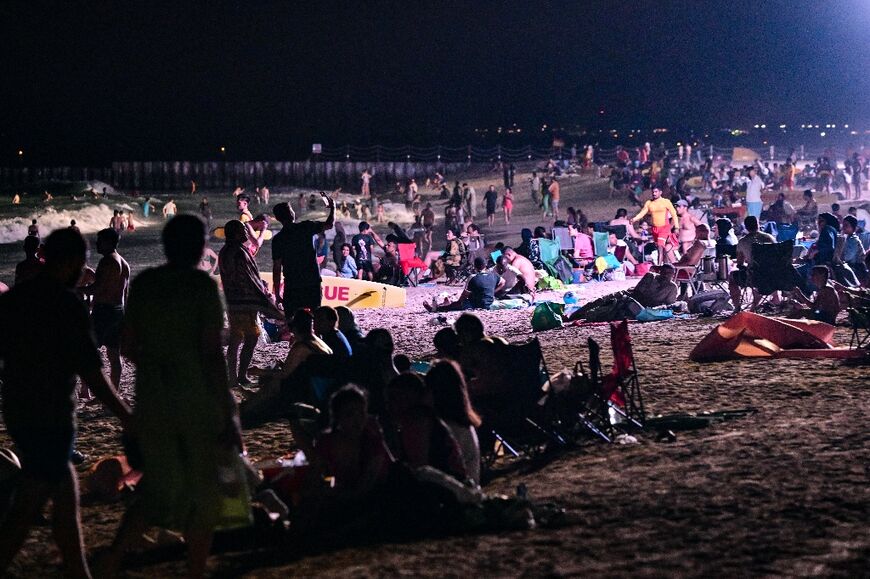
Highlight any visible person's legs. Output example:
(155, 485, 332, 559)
(106, 347, 122, 389)
(238, 334, 258, 384)
(50, 464, 91, 579)
(728, 271, 743, 310)
(226, 332, 242, 383)
(0, 476, 52, 574)
(96, 498, 150, 577)
(184, 525, 214, 579)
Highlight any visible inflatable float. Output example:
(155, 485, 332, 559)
(689, 312, 866, 362)
(213, 272, 406, 310)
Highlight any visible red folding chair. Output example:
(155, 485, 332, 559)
(398, 243, 427, 287)
(608, 319, 645, 427)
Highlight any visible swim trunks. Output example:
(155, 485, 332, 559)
(92, 303, 124, 348)
(651, 225, 671, 243)
(227, 310, 261, 340)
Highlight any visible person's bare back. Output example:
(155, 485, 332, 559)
(93, 252, 130, 306)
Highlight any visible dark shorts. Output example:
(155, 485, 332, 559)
(92, 303, 124, 348)
(8, 427, 75, 482)
(486, 206, 496, 216)
(283, 284, 322, 317)
(357, 260, 374, 274)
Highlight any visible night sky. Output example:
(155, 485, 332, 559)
(1, 0, 868, 163)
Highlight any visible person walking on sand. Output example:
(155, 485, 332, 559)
(484, 185, 498, 227)
(85, 228, 131, 392)
(630, 186, 678, 265)
(101, 215, 249, 578)
(0, 228, 131, 578)
(503, 187, 514, 225)
(162, 198, 177, 219)
(548, 177, 561, 221)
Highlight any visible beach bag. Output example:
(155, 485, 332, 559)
(537, 275, 564, 291)
(531, 302, 564, 331)
(687, 290, 731, 315)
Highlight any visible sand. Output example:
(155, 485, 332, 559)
(1, 168, 868, 576)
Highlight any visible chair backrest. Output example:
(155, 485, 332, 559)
(750, 240, 796, 294)
(609, 320, 635, 379)
(552, 227, 573, 250)
(776, 223, 798, 242)
(715, 244, 737, 259)
(537, 238, 562, 265)
(607, 224, 627, 239)
(593, 232, 610, 257)
(397, 243, 416, 261)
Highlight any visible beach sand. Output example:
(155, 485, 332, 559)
(1, 168, 868, 576)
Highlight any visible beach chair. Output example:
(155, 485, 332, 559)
(478, 338, 565, 468)
(746, 240, 797, 311)
(398, 242, 426, 287)
(775, 223, 799, 243)
(848, 307, 870, 349)
(535, 237, 573, 284)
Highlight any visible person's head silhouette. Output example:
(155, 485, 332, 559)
(43, 228, 88, 287)
(162, 214, 206, 267)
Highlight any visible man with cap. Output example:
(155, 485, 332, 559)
(676, 199, 705, 253)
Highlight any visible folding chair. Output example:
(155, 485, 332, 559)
(776, 223, 799, 243)
(608, 319, 645, 426)
(848, 307, 870, 349)
(397, 242, 426, 287)
(746, 240, 797, 312)
(477, 338, 565, 467)
(536, 237, 574, 284)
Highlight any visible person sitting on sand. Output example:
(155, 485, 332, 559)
(14, 235, 43, 286)
(219, 220, 283, 387)
(312, 385, 393, 499)
(86, 228, 131, 391)
(336, 306, 364, 351)
(433, 327, 461, 361)
(502, 247, 537, 301)
(337, 243, 359, 279)
(280, 309, 332, 381)
(383, 373, 467, 483)
(350, 329, 398, 417)
(454, 313, 507, 395)
(494, 255, 521, 298)
(425, 360, 482, 486)
(789, 265, 840, 325)
(314, 306, 352, 360)
(424, 257, 505, 312)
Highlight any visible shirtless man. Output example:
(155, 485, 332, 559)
(676, 199, 704, 253)
(630, 187, 678, 265)
(87, 228, 130, 393)
(14, 235, 44, 286)
(503, 247, 537, 301)
(162, 198, 177, 219)
(791, 266, 840, 325)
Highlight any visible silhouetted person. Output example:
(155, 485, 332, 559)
(0, 228, 131, 578)
(102, 214, 247, 578)
(272, 193, 335, 315)
(14, 235, 43, 285)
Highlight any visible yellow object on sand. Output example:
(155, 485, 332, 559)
(212, 227, 273, 241)
(215, 272, 406, 310)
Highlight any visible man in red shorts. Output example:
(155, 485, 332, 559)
(630, 186, 678, 265)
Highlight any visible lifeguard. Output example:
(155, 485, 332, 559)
(630, 187, 677, 264)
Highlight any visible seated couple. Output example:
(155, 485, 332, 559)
(425, 250, 537, 312)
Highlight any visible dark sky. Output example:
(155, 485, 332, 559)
(1, 0, 868, 163)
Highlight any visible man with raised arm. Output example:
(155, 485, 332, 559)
(630, 186, 678, 264)
(272, 190, 336, 316)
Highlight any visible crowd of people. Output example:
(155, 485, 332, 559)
(2, 149, 870, 576)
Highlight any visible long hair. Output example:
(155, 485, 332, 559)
(425, 360, 481, 428)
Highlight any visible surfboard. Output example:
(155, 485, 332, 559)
(212, 272, 406, 310)
(212, 227, 273, 241)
